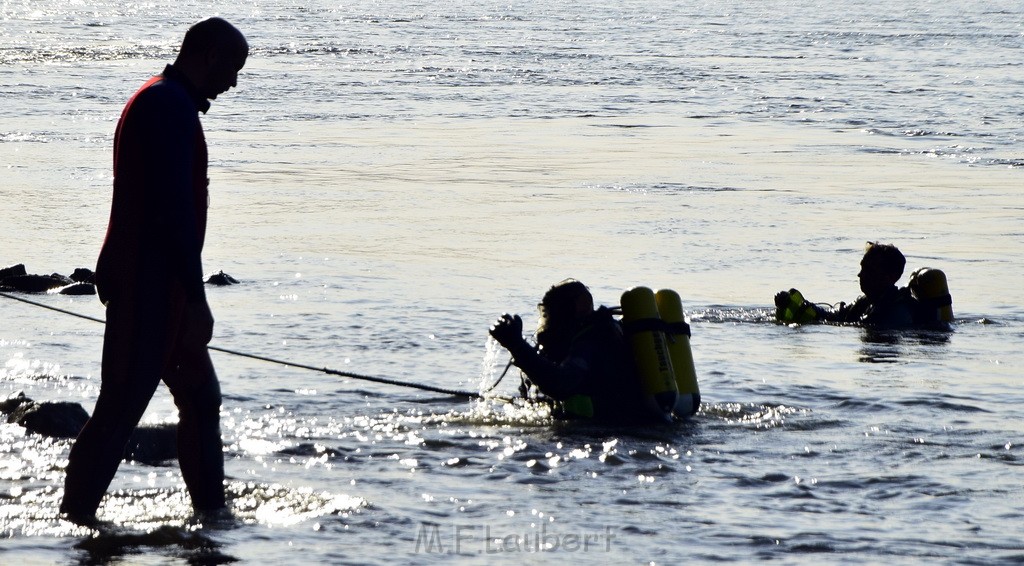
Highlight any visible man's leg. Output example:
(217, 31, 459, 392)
(61, 301, 167, 519)
(165, 346, 226, 511)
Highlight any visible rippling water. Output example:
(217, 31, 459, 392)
(2, 1, 1023, 563)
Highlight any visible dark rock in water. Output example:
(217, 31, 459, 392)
(0, 391, 32, 413)
(0, 266, 94, 293)
(0, 392, 179, 464)
(125, 424, 178, 464)
(1, 273, 72, 293)
(70, 268, 95, 284)
(0, 264, 27, 279)
(57, 282, 97, 296)
(279, 442, 345, 458)
(8, 399, 89, 439)
(204, 270, 239, 286)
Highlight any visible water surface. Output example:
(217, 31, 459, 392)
(1, 1, 1022, 563)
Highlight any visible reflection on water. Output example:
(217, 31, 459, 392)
(859, 327, 952, 363)
(74, 525, 233, 566)
(2, 478, 365, 564)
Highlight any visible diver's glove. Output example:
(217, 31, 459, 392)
(775, 289, 818, 324)
(489, 313, 530, 357)
(774, 290, 792, 309)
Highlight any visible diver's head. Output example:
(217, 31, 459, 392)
(858, 242, 905, 298)
(536, 279, 593, 358)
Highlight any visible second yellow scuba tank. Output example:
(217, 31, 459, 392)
(655, 289, 700, 418)
(908, 267, 954, 323)
(620, 286, 677, 423)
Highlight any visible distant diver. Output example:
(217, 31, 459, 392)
(774, 241, 953, 329)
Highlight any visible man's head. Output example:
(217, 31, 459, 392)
(858, 241, 905, 298)
(175, 18, 249, 101)
(536, 279, 594, 358)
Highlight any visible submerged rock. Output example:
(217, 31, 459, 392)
(1, 273, 72, 293)
(9, 398, 90, 439)
(0, 264, 27, 279)
(69, 267, 95, 284)
(204, 270, 240, 286)
(124, 424, 178, 464)
(0, 392, 178, 463)
(3, 392, 88, 438)
(0, 392, 32, 413)
(0, 265, 95, 294)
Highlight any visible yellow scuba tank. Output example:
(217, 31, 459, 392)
(908, 268, 954, 323)
(776, 288, 818, 324)
(620, 286, 677, 423)
(655, 289, 701, 418)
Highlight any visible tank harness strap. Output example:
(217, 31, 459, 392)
(621, 318, 663, 335)
(663, 321, 691, 338)
(621, 318, 691, 339)
(922, 293, 953, 308)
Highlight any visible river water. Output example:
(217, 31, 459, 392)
(1, 1, 1022, 563)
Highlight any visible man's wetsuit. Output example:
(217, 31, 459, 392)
(504, 309, 652, 424)
(812, 285, 930, 328)
(61, 65, 225, 518)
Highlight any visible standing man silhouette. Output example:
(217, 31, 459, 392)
(61, 18, 249, 523)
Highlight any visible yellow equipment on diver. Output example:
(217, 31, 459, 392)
(620, 286, 678, 423)
(655, 289, 700, 418)
(908, 268, 954, 323)
(776, 288, 818, 324)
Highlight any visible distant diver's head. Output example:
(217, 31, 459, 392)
(859, 241, 905, 298)
(536, 279, 594, 360)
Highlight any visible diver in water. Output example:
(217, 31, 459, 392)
(775, 242, 942, 329)
(489, 279, 659, 423)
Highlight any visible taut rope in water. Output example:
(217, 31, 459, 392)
(0, 290, 511, 400)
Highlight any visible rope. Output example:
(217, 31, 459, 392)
(205, 345, 506, 399)
(0, 290, 510, 400)
(1, 290, 105, 324)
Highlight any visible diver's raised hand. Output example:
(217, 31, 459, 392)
(489, 313, 524, 350)
(774, 290, 792, 309)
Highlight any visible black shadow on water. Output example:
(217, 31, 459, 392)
(72, 523, 237, 566)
